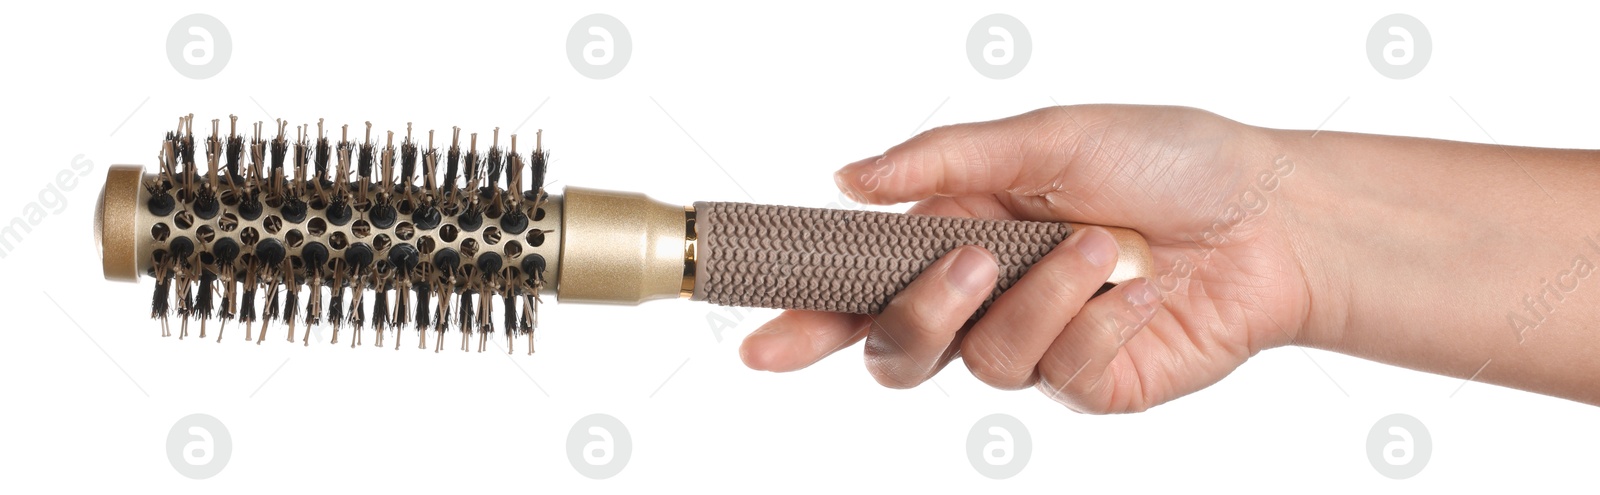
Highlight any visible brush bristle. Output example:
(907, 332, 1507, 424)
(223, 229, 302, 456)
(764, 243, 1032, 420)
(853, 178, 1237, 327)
(139, 115, 552, 353)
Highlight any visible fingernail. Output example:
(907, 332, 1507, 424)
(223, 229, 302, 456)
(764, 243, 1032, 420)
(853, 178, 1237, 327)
(1124, 279, 1160, 309)
(1073, 227, 1118, 268)
(946, 247, 998, 296)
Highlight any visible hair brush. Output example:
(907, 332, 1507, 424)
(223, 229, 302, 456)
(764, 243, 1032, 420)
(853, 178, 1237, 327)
(94, 115, 1155, 353)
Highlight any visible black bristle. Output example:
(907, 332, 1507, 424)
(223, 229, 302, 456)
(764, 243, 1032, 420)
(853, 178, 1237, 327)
(529, 149, 548, 194)
(315, 136, 332, 181)
(486, 147, 503, 193)
(151, 275, 171, 318)
(283, 289, 299, 324)
(179, 133, 197, 175)
(444, 142, 460, 192)
(400, 138, 417, 188)
(358, 142, 375, 179)
(459, 291, 474, 332)
(240, 287, 257, 322)
(503, 291, 516, 334)
(415, 284, 431, 329)
(196, 271, 217, 319)
(373, 287, 389, 327)
(226, 135, 244, 179)
(393, 286, 410, 329)
(270, 135, 287, 180)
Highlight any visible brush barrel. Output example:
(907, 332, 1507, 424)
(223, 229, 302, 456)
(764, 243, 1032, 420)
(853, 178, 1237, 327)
(690, 202, 1154, 315)
(95, 164, 566, 291)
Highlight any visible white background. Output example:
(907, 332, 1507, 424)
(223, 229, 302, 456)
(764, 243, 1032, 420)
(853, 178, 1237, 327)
(2, 1, 1597, 492)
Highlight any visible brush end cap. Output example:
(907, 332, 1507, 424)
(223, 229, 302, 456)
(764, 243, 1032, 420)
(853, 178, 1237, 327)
(99, 164, 143, 282)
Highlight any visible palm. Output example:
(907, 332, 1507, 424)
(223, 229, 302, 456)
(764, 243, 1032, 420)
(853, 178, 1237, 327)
(965, 106, 1311, 410)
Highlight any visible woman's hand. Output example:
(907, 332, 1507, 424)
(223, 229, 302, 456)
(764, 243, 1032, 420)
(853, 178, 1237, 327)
(739, 105, 1319, 413)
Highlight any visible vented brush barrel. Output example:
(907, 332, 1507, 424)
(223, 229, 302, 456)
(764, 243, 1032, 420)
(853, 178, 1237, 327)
(95, 164, 566, 293)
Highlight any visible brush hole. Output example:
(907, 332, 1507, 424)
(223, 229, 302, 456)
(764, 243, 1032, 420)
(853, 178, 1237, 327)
(533, 208, 545, 222)
(439, 224, 459, 243)
(461, 238, 478, 258)
(483, 226, 501, 245)
(151, 223, 171, 242)
(219, 212, 239, 232)
(286, 229, 305, 248)
(504, 240, 522, 259)
(395, 222, 415, 241)
(418, 236, 436, 255)
(352, 219, 371, 239)
(308, 217, 327, 237)
(374, 234, 392, 252)
(527, 229, 546, 247)
(219, 188, 240, 206)
(263, 215, 283, 235)
(174, 211, 194, 230)
(329, 232, 349, 250)
(241, 227, 260, 246)
(196, 225, 215, 244)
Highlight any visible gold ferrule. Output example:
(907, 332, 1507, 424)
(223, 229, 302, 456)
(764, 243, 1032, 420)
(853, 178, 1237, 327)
(555, 186, 691, 305)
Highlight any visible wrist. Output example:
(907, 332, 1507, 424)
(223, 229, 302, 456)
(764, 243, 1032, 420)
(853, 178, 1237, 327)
(1258, 127, 1359, 350)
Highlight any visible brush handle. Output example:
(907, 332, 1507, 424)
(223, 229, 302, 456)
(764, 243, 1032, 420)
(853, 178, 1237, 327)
(690, 202, 1154, 315)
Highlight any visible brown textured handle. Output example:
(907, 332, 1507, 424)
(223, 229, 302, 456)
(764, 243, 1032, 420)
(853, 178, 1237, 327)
(692, 202, 1152, 315)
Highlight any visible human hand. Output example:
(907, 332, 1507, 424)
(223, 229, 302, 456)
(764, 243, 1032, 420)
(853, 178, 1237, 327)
(739, 105, 1314, 413)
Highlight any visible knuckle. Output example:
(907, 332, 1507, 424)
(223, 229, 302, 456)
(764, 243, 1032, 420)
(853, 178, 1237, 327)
(960, 334, 1032, 390)
(886, 293, 957, 342)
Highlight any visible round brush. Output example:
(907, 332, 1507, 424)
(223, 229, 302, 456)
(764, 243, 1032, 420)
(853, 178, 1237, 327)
(95, 115, 1155, 353)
